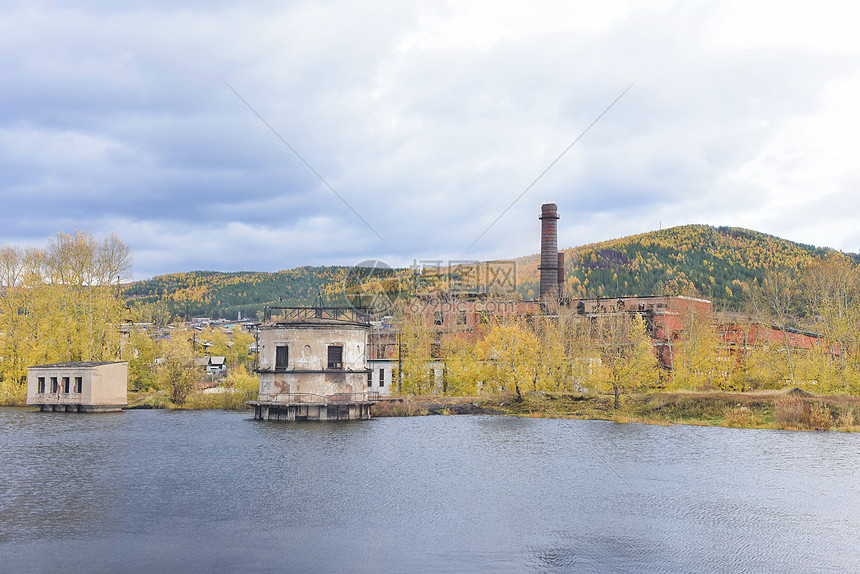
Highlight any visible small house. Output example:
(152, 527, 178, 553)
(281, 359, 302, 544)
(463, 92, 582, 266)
(27, 361, 128, 412)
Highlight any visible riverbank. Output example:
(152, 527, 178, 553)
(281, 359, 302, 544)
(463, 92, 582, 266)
(373, 390, 860, 432)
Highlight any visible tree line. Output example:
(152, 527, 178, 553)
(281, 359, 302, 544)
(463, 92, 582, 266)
(394, 253, 860, 402)
(0, 231, 132, 392)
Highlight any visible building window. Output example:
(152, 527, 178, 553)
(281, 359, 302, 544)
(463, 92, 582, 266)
(456, 311, 467, 326)
(38, 377, 45, 393)
(75, 377, 83, 393)
(379, 368, 385, 387)
(62, 377, 70, 394)
(430, 342, 441, 359)
(434, 311, 444, 326)
(367, 370, 373, 387)
(327, 345, 343, 369)
(50, 377, 58, 393)
(275, 345, 289, 371)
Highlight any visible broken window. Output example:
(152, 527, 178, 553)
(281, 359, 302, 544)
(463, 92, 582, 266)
(38, 377, 45, 393)
(62, 377, 70, 394)
(327, 345, 343, 369)
(275, 345, 288, 370)
(75, 377, 83, 393)
(434, 311, 444, 326)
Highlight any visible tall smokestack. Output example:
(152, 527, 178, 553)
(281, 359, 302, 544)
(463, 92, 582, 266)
(539, 202, 559, 302)
(557, 251, 565, 292)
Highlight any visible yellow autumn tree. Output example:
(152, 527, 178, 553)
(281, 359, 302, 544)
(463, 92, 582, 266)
(589, 313, 658, 409)
(473, 320, 540, 397)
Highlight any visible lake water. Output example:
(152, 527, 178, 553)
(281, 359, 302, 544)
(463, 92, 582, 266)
(1, 408, 858, 573)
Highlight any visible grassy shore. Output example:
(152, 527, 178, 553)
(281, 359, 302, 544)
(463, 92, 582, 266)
(7, 384, 859, 432)
(373, 390, 860, 432)
(126, 389, 254, 410)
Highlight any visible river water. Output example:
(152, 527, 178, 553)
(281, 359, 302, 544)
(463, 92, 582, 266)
(1, 408, 858, 573)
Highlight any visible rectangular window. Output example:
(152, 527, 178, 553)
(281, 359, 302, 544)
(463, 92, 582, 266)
(367, 370, 373, 388)
(62, 377, 70, 394)
(327, 345, 343, 369)
(38, 377, 46, 394)
(275, 345, 289, 370)
(50, 377, 58, 393)
(430, 342, 441, 359)
(379, 368, 385, 387)
(434, 311, 444, 326)
(75, 377, 83, 393)
(457, 311, 467, 325)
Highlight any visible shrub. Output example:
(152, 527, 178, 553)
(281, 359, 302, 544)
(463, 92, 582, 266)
(838, 408, 856, 428)
(725, 406, 752, 427)
(0, 379, 27, 406)
(807, 403, 832, 431)
(774, 396, 807, 428)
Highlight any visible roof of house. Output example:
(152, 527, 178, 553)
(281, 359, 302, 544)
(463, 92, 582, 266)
(30, 361, 126, 369)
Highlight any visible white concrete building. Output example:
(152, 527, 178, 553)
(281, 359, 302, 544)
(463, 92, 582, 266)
(27, 361, 128, 412)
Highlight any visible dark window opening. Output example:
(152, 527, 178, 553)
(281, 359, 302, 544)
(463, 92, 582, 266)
(379, 368, 385, 387)
(430, 342, 441, 359)
(75, 377, 83, 393)
(38, 377, 45, 393)
(327, 345, 343, 369)
(275, 345, 289, 370)
(434, 311, 444, 326)
(457, 311, 467, 325)
(62, 377, 70, 394)
(50, 377, 58, 393)
(367, 370, 373, 387)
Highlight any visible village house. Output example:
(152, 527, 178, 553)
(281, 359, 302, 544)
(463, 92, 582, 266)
(27, 361, 128, 412)
(248, 306, 377, 421)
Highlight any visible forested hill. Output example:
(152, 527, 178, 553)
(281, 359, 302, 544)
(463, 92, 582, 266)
(515, 225, 851, 308)
(124, 225, 855, 319)
(124, 266, 356, 320)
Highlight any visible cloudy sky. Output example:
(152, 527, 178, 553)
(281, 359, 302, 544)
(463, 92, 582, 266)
(4, 0, 860, 279)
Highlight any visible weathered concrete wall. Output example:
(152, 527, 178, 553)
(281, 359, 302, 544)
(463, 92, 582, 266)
(27, 361, 128, 411)
(257, 321, 369, 399)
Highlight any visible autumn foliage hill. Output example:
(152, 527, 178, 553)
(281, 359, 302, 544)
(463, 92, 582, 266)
(515, 224, 854, 308)
(123, 225, 858, 318)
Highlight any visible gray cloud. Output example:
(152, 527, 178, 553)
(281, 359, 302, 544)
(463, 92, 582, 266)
(2, 0, 859, 279)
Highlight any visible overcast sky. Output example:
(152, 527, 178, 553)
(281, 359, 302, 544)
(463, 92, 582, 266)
(3, 0, 860, 279)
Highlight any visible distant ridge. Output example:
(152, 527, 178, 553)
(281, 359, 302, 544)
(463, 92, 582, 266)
(124, 225, 855, 318)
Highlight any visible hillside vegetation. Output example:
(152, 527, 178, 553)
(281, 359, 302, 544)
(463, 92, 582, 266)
(124, 266, 356, 320)
(123, 225, 856, 318)
(516, 225, 846, 308)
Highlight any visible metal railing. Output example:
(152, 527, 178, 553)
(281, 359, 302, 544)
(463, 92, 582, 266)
(256, 391, 380, 404)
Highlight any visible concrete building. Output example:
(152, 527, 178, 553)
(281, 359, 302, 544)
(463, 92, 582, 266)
(27, 361, 128, 412)
(249, 306, 377, 421)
